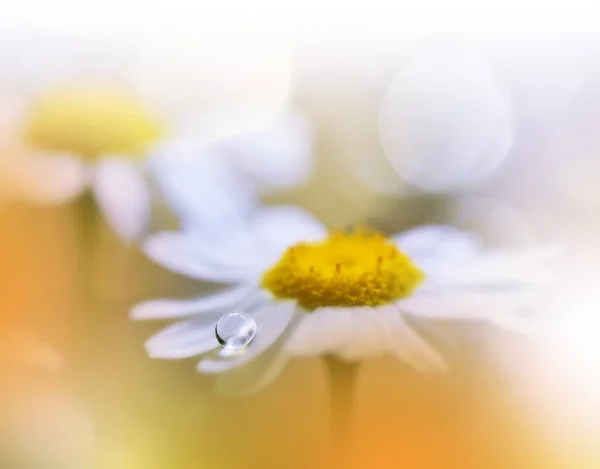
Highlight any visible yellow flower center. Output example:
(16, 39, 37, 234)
(261, 228, 424, 310)
(23, 86, 162, 160)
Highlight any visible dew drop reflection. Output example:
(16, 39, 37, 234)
(215, 311, 257, 352)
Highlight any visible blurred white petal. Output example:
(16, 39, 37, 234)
(285, 308, 356, 357)
(286, 306, 439, 368)
(379, 51, 514, 191)
(149, 149, 258, 236)
(8, 153, 88, 205)
(334, 308, 389, 361)
(393, 225, 481, 264)
(219, 112, 314, 190)
(423, 246, 559, 287)
(131, 285, 258, 320)
(399, 286, 539, 320)
(92, 157, 150, 241)
(377, 305, 447, 373)
(487, 311, 549, 336)
(453, 197, 536, 248)
(287, 307, 393, 362)
(251, 204, 328, 256)
(145, 316, 221, 359)
(143, 231, 263, 282)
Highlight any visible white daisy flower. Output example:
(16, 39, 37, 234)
(0, 32, 310, 241)
(132, 205, 555, 396)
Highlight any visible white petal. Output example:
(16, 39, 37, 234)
(285, 308, 357, 357)
(10, 153, 88, 205)
(149, 149, 258, 235)
(143, 231, 261, 283)
(477, 246, 558, 273)
(145, 316, 220, 359)
(287, 307, 439, 364)
(92, 157, 150, 241)
(197, 300, 296, 373)
(424, 246, 559, 287)
(377, 306, 447, 373)
(130, 285, 260, 320)
(213, 349, 290, 397)
(488, 311, 549, 336)
(251, 205, 328, 256)
(146, 231, 264, 271)
(220, 111, 314, 190)
(399, 287, 538, 320)
(393, 225, 481, 264)
(334, 308, 390, 361)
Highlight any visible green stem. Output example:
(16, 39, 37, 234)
(73, 193, 97, 379)
(325, 356, 360, 469)
(73, 192, 102, 469)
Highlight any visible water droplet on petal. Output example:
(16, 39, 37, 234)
(215, 312, 257, 351)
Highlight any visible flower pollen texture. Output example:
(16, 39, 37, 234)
(261, 228, 424, 310)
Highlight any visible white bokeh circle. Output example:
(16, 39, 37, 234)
(379, 52, 515, 192)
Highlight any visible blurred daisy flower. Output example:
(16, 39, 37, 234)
(0, 31, 309, 241)
(132, 205, 555, 396)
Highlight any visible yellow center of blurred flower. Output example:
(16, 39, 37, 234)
(261, 228, 424, 310)
(24, 86, 162, 160)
